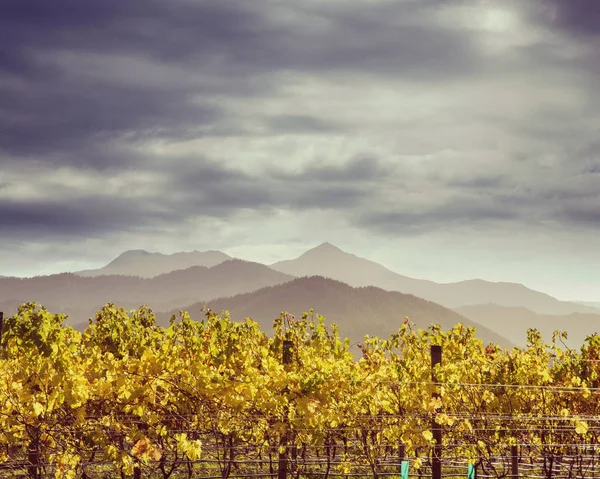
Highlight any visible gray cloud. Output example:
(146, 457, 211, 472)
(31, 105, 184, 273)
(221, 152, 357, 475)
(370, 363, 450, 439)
(355, 194, 524, 237)
(447, 175, 509, 190)
(270, 157, 395, 183)
(164, 156, 391, 218)
(0, 196, 149, 239)
(263, 115, 344, 135)
(544, 0, 600, 37)
(0, 0, 490, 164)
(0, 82, 220, 160)
(0, 155, 393, 242)
(1, 0, 600, 301)
(562, 207, 600, 227)
(0, 0, 278, 162)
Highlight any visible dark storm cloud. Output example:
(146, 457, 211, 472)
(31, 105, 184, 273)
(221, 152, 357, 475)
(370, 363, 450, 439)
(3, 0, 600, 257)
(0, 0, 277, 161)
(0, 82, 220, 160)
(562, 207, 600, 227)
(181, 180, 365, 215)
(298, 5, 481, 79)
(0, 0, 487, 163)
(356, 195, 523, 236)
(0, 155, 391, 242)
(544, 0, 600, 36)
(0, 196, 158, 239)
(0, 0, 273, 64)
(3, 140, 598, 243)
(166, 156, 391, 217)
(354, 145, 600, 237)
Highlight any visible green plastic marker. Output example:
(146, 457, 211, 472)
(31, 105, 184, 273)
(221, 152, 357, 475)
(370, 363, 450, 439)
(467, 463, 475, 479)
(400, 460, 409, 479)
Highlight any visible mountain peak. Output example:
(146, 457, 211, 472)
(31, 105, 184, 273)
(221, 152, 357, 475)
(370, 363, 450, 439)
(302, 242, 347, 256)
(105, 249, 152, 265)
(119, 249, 150, 256)
(76, 249, 232, 278)
(317, 241, 339, 249)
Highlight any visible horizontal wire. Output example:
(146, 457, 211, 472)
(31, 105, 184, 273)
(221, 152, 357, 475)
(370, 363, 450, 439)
(22, 412, 600, 420)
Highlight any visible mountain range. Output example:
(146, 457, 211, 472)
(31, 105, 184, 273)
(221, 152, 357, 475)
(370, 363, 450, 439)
(0, 260, 292, 323)
(271, 243, 597, 315)
(576, 301, 600, 309)
(158, 276, 510, 348)
(455, 304, 600, 348)
(76, 249, 232, 277)
(1, 242, 599, 347)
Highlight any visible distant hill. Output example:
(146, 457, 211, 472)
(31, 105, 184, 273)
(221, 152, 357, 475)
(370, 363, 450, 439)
(576, 301, 600, 309)
(271, 243, 599, 315)
(160, 276, 512, 348)
(454, 304, 600, 348)
(5, 243, 597, 349)
(76, 249, 231, 278)
(0, 260, 293, 324)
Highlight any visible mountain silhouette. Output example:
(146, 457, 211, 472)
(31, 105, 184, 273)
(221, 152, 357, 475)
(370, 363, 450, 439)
(0, 260, 292, 324)
(454, 303, 600, 348)
(76, 249, 231, 278)
(3, 243, 598, 349)
(271, 243, 598, 315)
(160, 275, 512, 348)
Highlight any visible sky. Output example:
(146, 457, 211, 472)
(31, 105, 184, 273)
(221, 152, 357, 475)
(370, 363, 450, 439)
(1, 0, 599, 301)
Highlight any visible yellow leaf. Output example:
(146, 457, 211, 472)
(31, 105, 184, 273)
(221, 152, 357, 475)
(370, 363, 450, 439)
(575, 421, 589, 435)
(422, 430, 433, 442)
(33, 402, 44, 417)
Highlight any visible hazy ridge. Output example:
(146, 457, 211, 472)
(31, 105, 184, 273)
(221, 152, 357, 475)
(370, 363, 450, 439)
(75, 249, 231, 278)
(455, 304, 600, 348)
(271, 243, 598, 315)
(0, 260, 292, 324)
(2, 243, 599, 347)
(159, 276, 512, 348)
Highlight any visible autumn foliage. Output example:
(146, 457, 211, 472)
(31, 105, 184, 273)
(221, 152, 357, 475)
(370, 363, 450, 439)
(1, 302, 599, 478)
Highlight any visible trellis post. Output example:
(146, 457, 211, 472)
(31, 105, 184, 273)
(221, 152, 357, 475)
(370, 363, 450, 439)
(431, 345, 442, 479)
(278, 338, 293, 479)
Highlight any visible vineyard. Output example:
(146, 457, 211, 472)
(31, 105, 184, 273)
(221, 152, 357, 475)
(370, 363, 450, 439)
(1, 303, 600, 479)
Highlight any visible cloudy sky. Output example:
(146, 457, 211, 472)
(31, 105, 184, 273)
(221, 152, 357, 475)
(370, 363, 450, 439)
(1, 0, 599, 300)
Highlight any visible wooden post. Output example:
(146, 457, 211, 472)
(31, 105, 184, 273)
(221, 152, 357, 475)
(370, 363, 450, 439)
(431, 345, 442, 479)
(278, 339, 293, 479)
(0, 311, 4, 347)
(511, 445, 518, 479)
(27, 433, 40, 479)
(283, 339, 293, 365)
